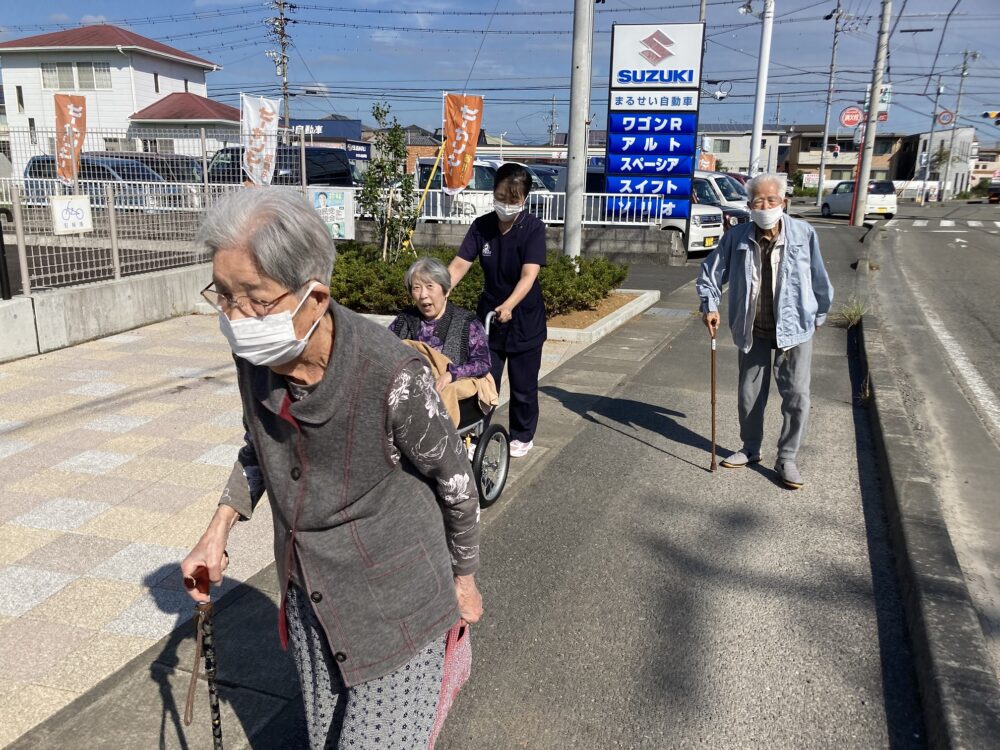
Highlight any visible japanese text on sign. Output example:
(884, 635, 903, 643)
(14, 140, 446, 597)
(241, 94, 281, 185)
(54, 94, 87, 186)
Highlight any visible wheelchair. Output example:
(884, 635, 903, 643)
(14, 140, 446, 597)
(454, 312, 510, 508)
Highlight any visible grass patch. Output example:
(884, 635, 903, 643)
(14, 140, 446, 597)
(831, 295, 868, 328)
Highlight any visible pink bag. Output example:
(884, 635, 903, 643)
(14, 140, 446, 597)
(428, 624, 472, 749)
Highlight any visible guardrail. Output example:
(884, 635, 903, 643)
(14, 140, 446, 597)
(417, 189, 671, 227)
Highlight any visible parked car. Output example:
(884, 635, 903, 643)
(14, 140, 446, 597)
(84, 151, 203, 183)
(207, 146, 353, 186)
(23, 155, 191, 211)
(821, 180, 897, 219)
(696, 170, 749, 210)
(692, 176, 750, 232)
(526, 164, 567, 193)
(665, 203, 724, 253)
(415, 158, 497, 221)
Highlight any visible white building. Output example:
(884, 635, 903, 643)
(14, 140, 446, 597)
(699, 124, 784, 176)
(0, 24, 221, 174)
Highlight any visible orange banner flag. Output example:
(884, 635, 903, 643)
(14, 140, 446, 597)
(442, 93, 484, 195)
(54, 94, 87, 186)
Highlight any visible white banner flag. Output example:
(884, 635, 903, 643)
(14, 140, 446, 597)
(241, 94, 281, 185)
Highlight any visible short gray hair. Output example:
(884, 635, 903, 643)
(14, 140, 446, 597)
(196, 187, 336, 290)
(405, 257, 451, 295)
(746, 172, 788, 201)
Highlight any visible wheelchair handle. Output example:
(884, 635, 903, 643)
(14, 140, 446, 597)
(484, 311, 496, 337)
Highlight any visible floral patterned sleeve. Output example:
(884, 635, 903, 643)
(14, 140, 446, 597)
(447, 319, 492, 380)
(387, 360, 480, 576)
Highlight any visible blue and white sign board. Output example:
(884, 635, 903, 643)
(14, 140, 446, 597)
(607, 23, 705, 226)
(50, 194, 93, 235)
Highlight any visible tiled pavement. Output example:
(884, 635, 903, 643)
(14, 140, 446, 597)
(0, 312, 586, 747)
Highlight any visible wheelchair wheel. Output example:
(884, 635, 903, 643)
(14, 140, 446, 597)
(472, 423, 509, 508)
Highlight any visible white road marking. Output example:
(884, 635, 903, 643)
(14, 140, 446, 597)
(940, 219, 956, 227)
(994, 221, 1000, 228)
(901, 266, 1000, 440)
(929, 229, 968, 233)
(913, 220, 928, 227)
(967, 220, 983, 227)
(886, 219, 898, 227)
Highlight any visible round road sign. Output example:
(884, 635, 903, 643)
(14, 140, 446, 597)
(840, 106, 863, 128)
(937, 109, 955, 126)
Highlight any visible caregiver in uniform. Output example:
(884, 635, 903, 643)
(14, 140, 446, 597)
(449, 163, 547, 458)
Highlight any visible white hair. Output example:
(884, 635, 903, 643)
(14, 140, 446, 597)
(405, 257, 452, 295)
(196, 187, 336, 290)
(746, 172, 788, 201)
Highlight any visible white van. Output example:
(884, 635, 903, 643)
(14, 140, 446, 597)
(822, 180, 897, 219)
(661, 204, 724, 253)
(696, 170, 749, 210)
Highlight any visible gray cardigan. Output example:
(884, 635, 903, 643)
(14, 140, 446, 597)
(220, 302, 480, 686)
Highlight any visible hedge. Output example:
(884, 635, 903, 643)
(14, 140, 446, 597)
(330, 242, 628, 318)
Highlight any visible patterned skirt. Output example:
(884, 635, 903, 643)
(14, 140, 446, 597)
(285, 583, 447, 749)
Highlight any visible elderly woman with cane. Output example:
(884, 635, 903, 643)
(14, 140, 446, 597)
(180, 187, 483, 749)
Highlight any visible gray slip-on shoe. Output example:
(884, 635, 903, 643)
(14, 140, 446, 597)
(775, 460, 804, 489)
(720, 450, 761, 469)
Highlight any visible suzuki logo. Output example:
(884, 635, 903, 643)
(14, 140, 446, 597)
(639, 30, 674, 65)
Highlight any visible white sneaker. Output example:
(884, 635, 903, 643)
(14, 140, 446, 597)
(509, 439, 533, 457)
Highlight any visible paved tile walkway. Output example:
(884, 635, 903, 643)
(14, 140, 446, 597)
(0, 312, 586, 746)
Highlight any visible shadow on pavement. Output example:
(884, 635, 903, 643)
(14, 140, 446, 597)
(845, 329, 926, 748)
(540, 385, 715, 473)
(143, 565, 307, 749)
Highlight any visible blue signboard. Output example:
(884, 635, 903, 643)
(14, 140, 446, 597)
(606, 23, 705, 236)
(608, 112, 698, 135)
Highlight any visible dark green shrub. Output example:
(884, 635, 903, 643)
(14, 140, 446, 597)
(330, 243, 628, 318)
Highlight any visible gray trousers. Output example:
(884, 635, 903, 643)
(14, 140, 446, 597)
(737, 335, 813, 461)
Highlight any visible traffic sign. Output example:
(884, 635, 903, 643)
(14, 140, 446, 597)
(840, 107, 863, 128)
(937, 110, 955, 126)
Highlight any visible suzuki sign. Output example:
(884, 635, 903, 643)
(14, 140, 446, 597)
(612, 24, 704, 89)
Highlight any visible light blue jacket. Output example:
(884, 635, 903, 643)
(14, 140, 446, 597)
(696, 215, 834, 353)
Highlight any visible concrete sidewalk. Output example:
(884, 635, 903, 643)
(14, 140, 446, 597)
(0, 307, 593, 747)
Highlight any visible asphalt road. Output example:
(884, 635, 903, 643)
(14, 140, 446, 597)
(866, 202, 1000, 679)
(437, 225, 924, 749)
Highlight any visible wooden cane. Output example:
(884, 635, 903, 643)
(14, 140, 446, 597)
(710, 329, 718, 472)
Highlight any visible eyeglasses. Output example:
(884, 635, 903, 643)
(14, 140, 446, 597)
(750, 196, 784, 209)
(200, 282, 303, 318)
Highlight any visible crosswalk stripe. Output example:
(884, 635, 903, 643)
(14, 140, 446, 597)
(886, 219, 898, 227)
(967, 220, 983, 227)
(940, 219, 956, 227)
(913, 220, 928, 227)
(994, 221, 1000, 228)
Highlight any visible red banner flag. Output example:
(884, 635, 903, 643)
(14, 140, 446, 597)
(443, 94, 484, 195)
(54, 94, 87, 185)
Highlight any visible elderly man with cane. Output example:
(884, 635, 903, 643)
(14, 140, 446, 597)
(696, 172, 833, 489)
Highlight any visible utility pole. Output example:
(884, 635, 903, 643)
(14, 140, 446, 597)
(267, 0, 293, 130)
(817, 2, 845, 208)
(746, 0, 775, 176)
(942, 49, 979, 200)
(563, 0, 595, 259)
(548, 95, 559, 147)
(850, 0, 891, 227)
(700, 0, 707, 23)
(922, 76, 943, 203)
(774, 93, 781, 126)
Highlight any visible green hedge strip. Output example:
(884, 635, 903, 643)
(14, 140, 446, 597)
(330, 242, 629, 318)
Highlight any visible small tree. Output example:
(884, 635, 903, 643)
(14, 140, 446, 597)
(971, 177, 990, 197)
(357, 102, 418, 262)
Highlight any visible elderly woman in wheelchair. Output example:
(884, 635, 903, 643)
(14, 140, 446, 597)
(389, 257, 510, 506)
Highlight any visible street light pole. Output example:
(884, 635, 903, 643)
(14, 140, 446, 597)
(817, 3, 844, 208)
(922, 77, 943, 202)
(563, 0, 595, 260)
(747, 0, 775, 176)
(850, 0, 891, 227)
(942, 49, 979, 200)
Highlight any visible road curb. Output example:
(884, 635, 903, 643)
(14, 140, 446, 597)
(858, 228, 1000, 748)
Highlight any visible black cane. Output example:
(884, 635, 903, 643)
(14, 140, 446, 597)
(710, 330, 718, 472)
(184, 600, 224, 750)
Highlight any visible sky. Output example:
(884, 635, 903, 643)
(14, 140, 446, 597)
(1, 0, 999, 145)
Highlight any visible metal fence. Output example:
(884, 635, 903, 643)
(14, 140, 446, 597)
(1, 178, 243, 292)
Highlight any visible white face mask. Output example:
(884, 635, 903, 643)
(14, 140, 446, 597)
(494, 201, 524, 222)
(750, 204, 784, 230)
(218, 282, 323, 367)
